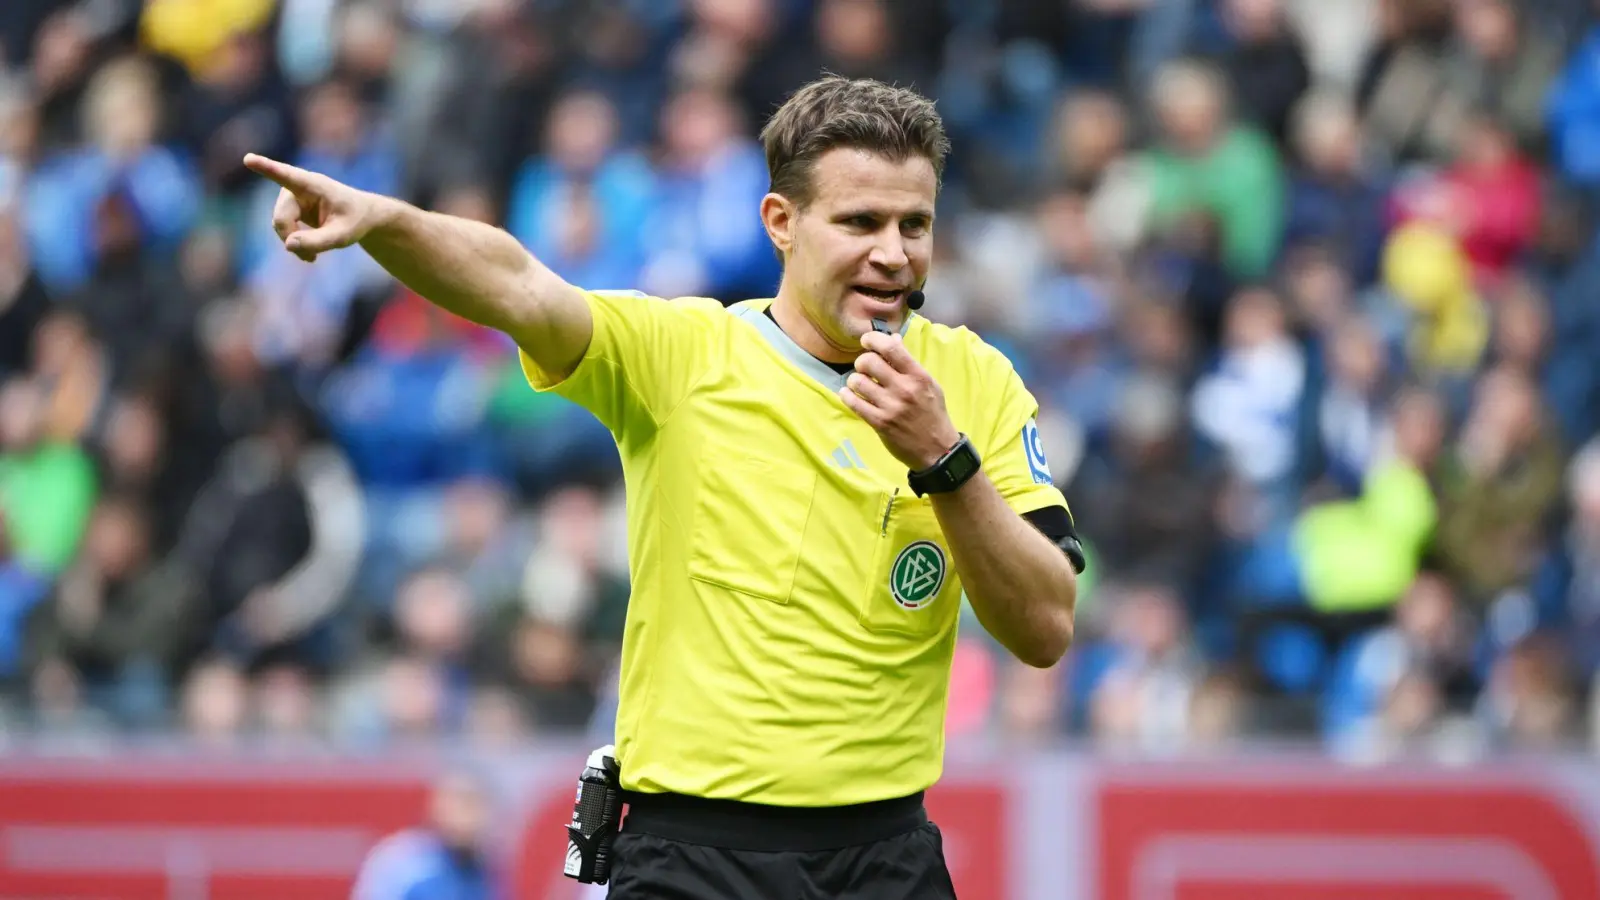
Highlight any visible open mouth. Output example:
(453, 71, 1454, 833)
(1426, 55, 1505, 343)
(852, 285, 904, 303)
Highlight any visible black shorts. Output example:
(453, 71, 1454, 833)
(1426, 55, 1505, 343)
(605, 790, 959, 900)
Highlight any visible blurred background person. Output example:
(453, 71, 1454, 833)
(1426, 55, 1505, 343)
(352, 769, 503, 900)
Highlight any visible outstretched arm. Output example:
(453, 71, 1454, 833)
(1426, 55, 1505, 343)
(243, 153, 593, 381)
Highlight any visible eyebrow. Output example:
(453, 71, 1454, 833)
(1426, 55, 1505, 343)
(835, 208, 935, 221)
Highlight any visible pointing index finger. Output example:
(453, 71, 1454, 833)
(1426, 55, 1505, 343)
(243, 153, 316, 193)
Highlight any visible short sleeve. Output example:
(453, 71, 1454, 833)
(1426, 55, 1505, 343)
(519, 290, 719, 443)
(979, 363, 1072, 520)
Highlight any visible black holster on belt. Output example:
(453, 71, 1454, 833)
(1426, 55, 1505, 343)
(564, 744, 624, 884)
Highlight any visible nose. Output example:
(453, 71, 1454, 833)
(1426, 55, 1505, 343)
(867, 231, 909, 272)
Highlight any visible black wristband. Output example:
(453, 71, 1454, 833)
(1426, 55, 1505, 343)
(907, 434, 982, 497)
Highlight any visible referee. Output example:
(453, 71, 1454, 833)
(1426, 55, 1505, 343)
(245, 75, 1082, 899)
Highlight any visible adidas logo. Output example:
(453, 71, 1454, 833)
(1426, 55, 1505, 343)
(829, 439, 868, 469)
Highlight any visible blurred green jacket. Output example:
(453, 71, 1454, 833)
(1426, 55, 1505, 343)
(1142, 125, 1285, 279)
(0, 442, 97, 573)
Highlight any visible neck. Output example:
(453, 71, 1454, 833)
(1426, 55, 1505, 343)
(770, 289, 858, 364)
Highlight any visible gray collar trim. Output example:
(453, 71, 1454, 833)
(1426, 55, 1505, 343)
(728, 302, 914, 392)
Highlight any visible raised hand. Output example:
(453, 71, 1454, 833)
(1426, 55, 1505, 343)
(243, 153, 384, 263)
(839, 330, 962, 471)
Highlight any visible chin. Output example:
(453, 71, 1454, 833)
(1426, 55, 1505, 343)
(837, 312, 871, 337)
(842, 299, 900, 331)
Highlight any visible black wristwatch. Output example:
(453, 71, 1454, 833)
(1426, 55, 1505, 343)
(907, 434, 982, 497)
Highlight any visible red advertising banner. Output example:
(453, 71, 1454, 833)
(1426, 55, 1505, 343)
(1, 753, 1597, 899)
(0, 762, 430, 900)
(1095, 766, 1600, 900)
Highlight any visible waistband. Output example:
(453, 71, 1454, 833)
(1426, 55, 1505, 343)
(620, 790, 927, 852)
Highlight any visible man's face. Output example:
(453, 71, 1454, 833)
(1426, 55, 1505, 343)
(771, 147, 935, 356)
(429, 774, 489, 852)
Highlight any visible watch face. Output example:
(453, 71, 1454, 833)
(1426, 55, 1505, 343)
(950, 445, 979, 483)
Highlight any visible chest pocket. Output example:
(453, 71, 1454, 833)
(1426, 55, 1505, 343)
(858, 493, 961, 638)
(686, 442, 817, 604)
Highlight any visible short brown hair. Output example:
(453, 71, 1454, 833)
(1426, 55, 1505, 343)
(760, 75, 951, 208)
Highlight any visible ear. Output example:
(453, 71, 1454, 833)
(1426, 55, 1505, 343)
(760, 192, 795, 258)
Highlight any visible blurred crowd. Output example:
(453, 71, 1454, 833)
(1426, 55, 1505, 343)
(4, 0, 1600, 763)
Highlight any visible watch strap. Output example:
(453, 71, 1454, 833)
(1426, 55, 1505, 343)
(907, 434, 982, 496)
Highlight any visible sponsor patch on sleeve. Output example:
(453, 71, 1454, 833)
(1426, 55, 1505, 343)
(1023, 418, 1053, 485)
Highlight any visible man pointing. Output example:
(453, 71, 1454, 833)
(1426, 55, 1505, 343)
(247, 75, 1082, 899)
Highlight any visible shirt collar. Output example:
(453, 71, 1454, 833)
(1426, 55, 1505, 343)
(728, 299, 915, 392)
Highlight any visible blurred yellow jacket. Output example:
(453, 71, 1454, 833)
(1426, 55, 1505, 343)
(140, 0, 277, 75)
(1382, 223, 1489, 376)
(1296, 460, 1437, 613)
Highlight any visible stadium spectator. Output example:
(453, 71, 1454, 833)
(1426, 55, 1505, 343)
(1289, 385, 1444, 615)
(392, 565, 474, 703)
(506, 87, 653, 291)
(1072, 372, 1224, 592)
(331, 652, 452, 746)
(1538, 439, 1600, 672)
(251, 661, 322, 746)
(1216, 0, 1313, 147)
(1282, 90, 1392, 284)
(1378, 222, 1489, 387)
(0, 374, 96, 575)
(180, 655, 249, 746)
(1044, 89, 1151, 257)
(1477, 633, 1582, 749)
(25, 494, 184, 728)
(1390, 111, 1543, 282)
(1088, 581, 1207, 754)
(1441, 0, 1563, 154)
(1023, 185, 1122, 436)
(636, 85, 779, 302)
(352, 769, 502, 900)
(1357, 0, 1456, 162)
(1186, 668, 1254, 749)
(996, 654, 1063, 747)
(26, 654, 111, 742)
(1311, 315, 1392, 496)
(24, 53, 200, 293)
(1546, 11, 1600, 186)
(462, 683, 529, 751)
(1141, 58, 1285, 279)
(1191, 284, 1307, 514)
(1323, 572, 1479, 752)
(1434, 365, 1565, 606)
(0, 208, 48, 378)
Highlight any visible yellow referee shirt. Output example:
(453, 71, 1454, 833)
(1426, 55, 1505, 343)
(520, 290, 1068, 806)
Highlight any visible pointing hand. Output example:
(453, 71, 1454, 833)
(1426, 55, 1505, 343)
(243, 153, 382, 263)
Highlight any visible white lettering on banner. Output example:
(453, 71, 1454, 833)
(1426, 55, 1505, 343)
(4, 826, 375, 872)
(4, 819, 376, 871)
(1131, 835, 1557, 900)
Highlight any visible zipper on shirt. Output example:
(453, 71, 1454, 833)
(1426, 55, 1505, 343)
(880, 488, 898, 536)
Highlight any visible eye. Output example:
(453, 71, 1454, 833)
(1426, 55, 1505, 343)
(847, 215, 877, 230)
(902, 218, 929, 237)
